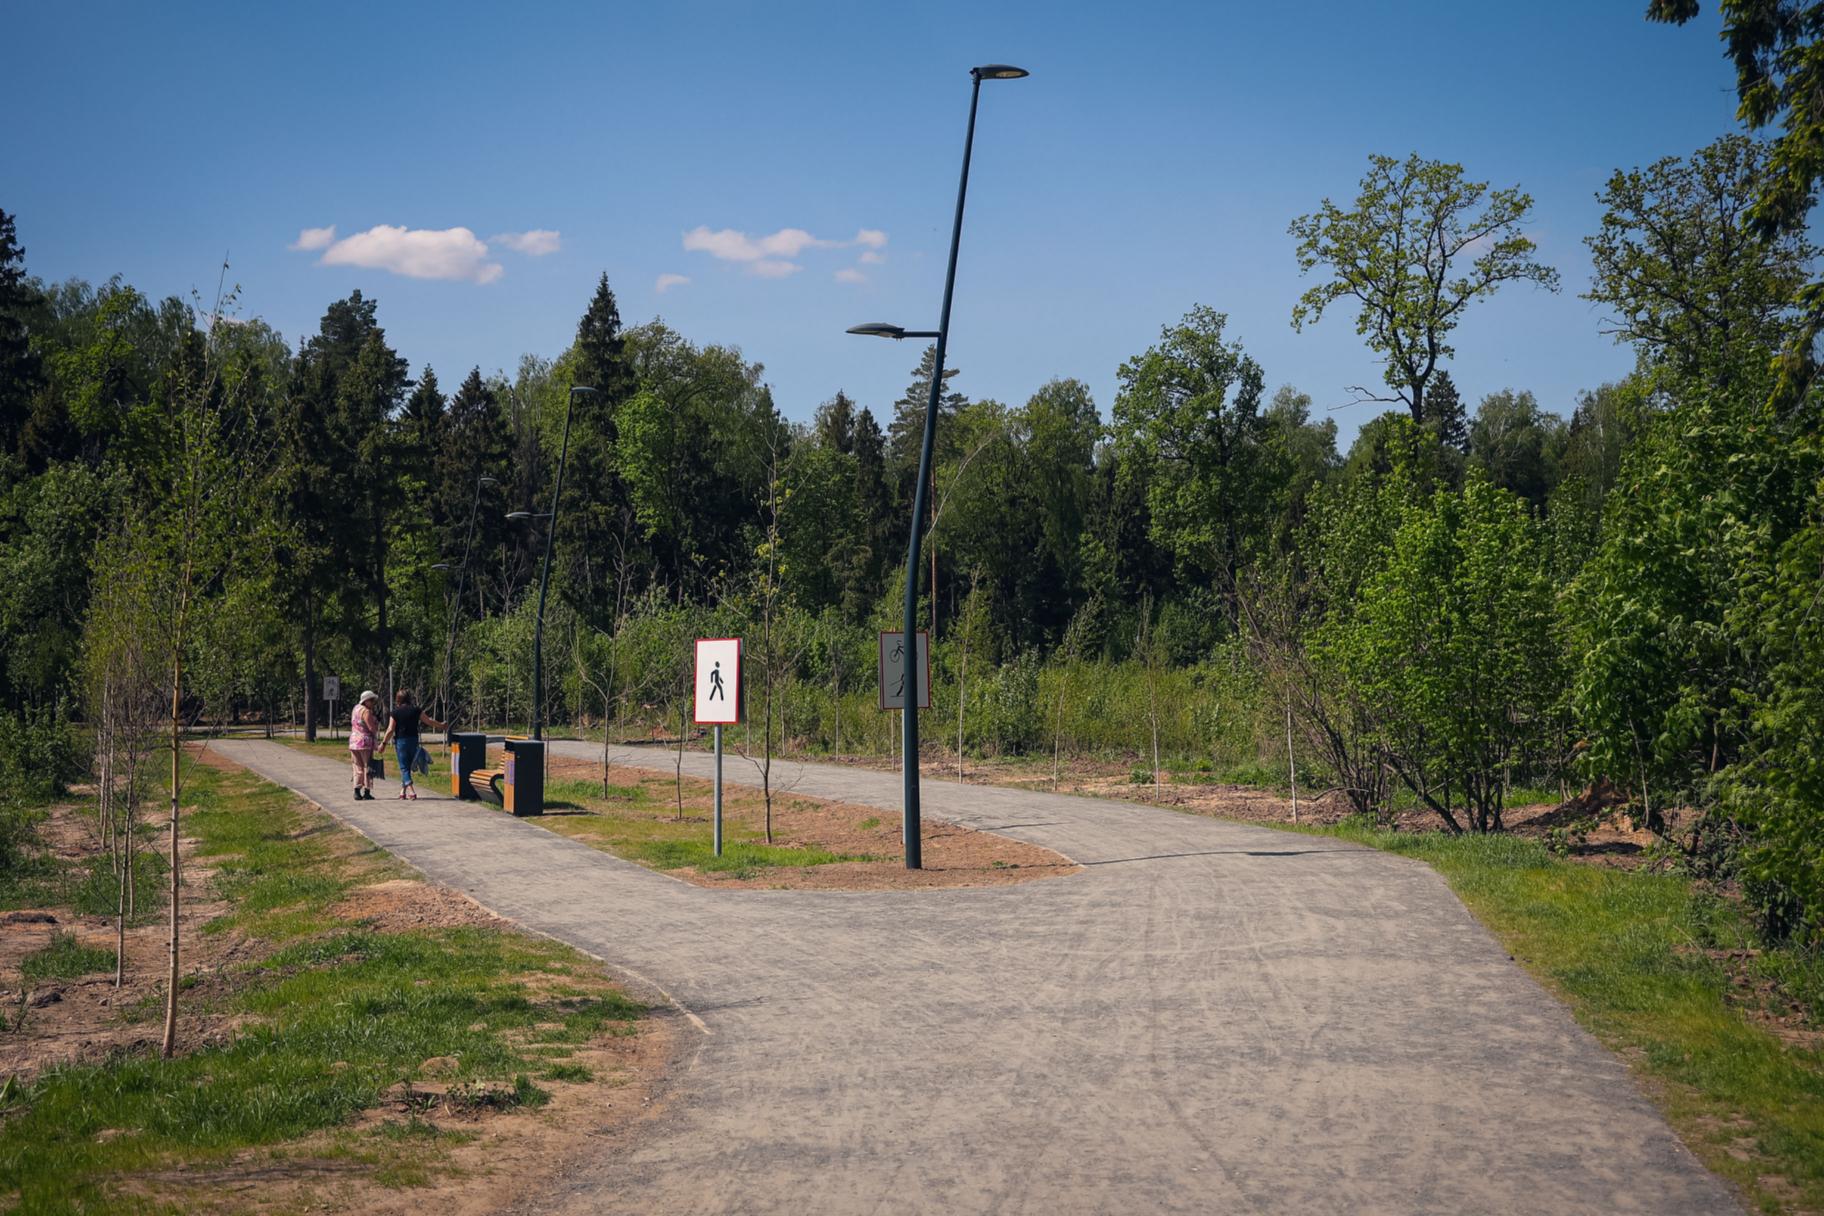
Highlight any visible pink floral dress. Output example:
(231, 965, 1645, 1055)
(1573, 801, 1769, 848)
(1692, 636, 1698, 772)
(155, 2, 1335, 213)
(349, 705, 377, 752)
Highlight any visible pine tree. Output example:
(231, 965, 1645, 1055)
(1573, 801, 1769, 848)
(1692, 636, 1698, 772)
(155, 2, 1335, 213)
(558, 274, 637, 625)
(887, 345, 966, 500)
(1422, 369, 1469, 453)
(847, 407, 894, 615)
(815, 391, 857, 454)
(0, 209, 42, 467)
(400, 368, 447, 526)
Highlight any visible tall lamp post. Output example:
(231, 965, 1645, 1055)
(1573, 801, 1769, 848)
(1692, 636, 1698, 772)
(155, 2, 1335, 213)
(432, 474, 499, 733)
(846, 63, 1028, 869)
(507, 385, 594, 742)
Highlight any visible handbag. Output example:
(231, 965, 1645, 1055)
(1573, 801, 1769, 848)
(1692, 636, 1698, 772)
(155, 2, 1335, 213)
(368, 756, 385, 779)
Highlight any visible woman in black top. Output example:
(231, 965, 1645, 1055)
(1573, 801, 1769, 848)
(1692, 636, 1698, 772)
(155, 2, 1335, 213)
(377, 689, 444, 800)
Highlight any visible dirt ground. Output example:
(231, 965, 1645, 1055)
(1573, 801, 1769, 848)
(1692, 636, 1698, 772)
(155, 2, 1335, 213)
(0, 790, 244, 1082)
(0, 748, 678, 1216)
(545, 754, 1079, 890)
(808, 750, 1672, 871)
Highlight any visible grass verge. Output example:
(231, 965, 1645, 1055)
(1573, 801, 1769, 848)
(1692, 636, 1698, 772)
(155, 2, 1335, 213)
(0, 758, 646, 1214)
(538, 776, 867, 878)
(1292, 816, 1824, 1215)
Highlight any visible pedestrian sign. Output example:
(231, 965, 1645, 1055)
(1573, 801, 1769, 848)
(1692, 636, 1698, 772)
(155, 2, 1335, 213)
(323, 675, 341, 702)
(877, 631, 931, 710)
(694, 638, 742, 725)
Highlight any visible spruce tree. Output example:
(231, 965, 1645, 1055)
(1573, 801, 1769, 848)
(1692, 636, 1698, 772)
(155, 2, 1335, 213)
(887, 344, 966, 511)
(558, 274, 636, 624)
(0, 209, 42, 467)
(1423, 369, 1469, 453)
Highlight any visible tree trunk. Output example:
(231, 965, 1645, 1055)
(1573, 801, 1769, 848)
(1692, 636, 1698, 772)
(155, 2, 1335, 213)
(161, 604, 185, 1059)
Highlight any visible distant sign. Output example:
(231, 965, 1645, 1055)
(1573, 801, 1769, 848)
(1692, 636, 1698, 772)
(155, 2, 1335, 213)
(694, 638, 743, 725)
(877, 631, 931, 710)
(323, 675, 341, 702)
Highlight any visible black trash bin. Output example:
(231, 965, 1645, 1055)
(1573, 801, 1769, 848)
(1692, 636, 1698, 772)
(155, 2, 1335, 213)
(503, 739, 544, 816)
(449, 733, 488, 800)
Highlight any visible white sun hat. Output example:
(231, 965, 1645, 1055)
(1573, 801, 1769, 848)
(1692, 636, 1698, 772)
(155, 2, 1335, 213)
(358, 690, 379, 705)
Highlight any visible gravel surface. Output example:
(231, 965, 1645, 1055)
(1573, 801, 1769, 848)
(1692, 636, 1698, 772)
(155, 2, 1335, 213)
(215, 738, 1738, 1216)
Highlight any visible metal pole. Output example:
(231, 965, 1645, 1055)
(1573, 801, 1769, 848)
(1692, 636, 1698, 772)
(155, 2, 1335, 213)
(533, 388, 591, 742)
(714, 725, 724, 857)
(901, 71, 984, 871)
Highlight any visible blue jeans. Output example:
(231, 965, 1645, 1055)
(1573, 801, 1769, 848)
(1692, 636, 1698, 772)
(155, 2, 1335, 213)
(395, 738, 418, 786)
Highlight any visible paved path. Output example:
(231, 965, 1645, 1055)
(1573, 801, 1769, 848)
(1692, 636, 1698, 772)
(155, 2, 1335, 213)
(214, 738, 1736, 1215)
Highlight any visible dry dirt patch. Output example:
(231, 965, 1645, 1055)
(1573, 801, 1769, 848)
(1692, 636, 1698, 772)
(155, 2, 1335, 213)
(543, 754, 1078, 890)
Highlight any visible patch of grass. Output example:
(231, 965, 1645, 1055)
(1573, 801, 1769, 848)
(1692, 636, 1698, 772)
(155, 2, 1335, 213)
(529, 778, 867, 875)
(19, 932, 115, 983)
(0, 760, 645, 1214)
(541, 1062, 594, 1083)
(67, 848, 167, 925)
(1290, 816, 1824, 1213)
(857, 816, 881, 831)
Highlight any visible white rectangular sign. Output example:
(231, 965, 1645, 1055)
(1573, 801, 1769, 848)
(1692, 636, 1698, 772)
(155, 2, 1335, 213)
(323, 675, 341, 702)
(694, 638, 742, 725)
(878, 631, 931, 710)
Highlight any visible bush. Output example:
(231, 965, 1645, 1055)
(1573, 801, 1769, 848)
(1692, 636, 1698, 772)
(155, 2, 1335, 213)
(0, 705, 88, 803)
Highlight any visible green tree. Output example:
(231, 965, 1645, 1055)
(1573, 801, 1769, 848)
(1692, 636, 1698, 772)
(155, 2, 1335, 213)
(1289, 153, 1560, 423)
(1467, 389, 1563, 508)
(1421, 369, 1468, 453)
(1585, 134, 1815, 380)
(0, 208, 43, 473)
(1321, 475, 1556, 832)
(1112, 306, 1270, 618)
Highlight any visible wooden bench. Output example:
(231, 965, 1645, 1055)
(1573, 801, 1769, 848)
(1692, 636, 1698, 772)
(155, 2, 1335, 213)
(468, 766, 506, 805)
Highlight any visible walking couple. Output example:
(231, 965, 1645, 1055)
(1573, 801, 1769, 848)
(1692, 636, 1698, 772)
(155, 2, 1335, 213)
(349, 689, 444, 801)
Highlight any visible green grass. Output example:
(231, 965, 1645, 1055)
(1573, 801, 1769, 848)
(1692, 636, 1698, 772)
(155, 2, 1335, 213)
(0, 760, 644, 1214)
(532, 775, 870, 876)
(1292, 816, 1824, 1214)
(19, 931, 115, 983)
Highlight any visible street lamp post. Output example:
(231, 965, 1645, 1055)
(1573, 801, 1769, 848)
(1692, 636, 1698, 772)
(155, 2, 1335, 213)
(432, 475, 499, 733)
(508, 386, 594, 742)
(846, 63, 1028, 869)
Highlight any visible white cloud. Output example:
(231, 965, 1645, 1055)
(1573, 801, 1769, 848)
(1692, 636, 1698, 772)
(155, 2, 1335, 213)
(681, 225, 889, 278)
(858, 249, 885, 265)
(290, 225, 337, 251)
(308, 224, 503, 283)
(493, 229, 561, 256)
(655, 273, 691, 294)
(834, 267, 867, 285)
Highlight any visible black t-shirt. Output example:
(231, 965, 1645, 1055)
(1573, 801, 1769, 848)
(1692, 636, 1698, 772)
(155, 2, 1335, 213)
(390, 704, 424, 740)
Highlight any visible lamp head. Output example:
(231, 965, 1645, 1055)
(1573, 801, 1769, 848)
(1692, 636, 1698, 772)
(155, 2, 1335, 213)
(505, 511, 532, 521)
(430, 563, 451, 571)
(570, 385, 596, 397)
(478, 476, 498, 487)
(847, 322, 907, 340)
(972, 64, 1029, 80)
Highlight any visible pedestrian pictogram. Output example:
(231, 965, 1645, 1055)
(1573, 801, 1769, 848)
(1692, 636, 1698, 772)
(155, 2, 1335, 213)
(694, 638, 742, 725)
(878, 631, 931, 710)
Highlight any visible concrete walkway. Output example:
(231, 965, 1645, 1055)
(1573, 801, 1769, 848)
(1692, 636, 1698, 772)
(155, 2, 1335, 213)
(214, 738, 1736, 1215)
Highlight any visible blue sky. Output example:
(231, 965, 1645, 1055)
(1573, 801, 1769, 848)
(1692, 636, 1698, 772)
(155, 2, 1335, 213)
(6, 1, 1739, 442)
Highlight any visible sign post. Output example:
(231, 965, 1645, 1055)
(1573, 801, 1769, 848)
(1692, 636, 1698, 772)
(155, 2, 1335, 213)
(323, 675, 341, 741)
(878, 632, 930, 850)
(877, 631, 931, 711)
(693, 638, 743, 857)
